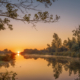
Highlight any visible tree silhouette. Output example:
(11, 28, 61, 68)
(0, 0, 60, 30)
(51, 33, 62, 52)
(72, 25, 80, 48)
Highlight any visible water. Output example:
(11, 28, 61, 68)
(0, 54, 80, 80)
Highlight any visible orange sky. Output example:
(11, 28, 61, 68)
(0, 0, 80, 52)
(0, 20, 73, 52)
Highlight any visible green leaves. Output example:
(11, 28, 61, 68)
(6, 3, 18, 18)
(72, 25, 80, 38)
(0, 18, 6, 30)
(0, 0, 59, 30)
(23, 14, 31, 22)
(72, 25, 80, 49)
(23, 11, 60, 23)
(0, 18, 13, 30)
(0, 24, 5, 30)
(8, 24, 13, 30)
(36, 0, 55, 7)
(47, 33, 62, 52)
(34, 11, 60, 22)
(4, 18, 10, 23)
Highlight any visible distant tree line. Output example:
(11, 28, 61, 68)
(21, 48, 47, 55)
(0, 49, 16, 61)
(22, 25, 80, 58)
(0, 49, 12, 54)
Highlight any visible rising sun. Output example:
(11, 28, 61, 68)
(18, 51, 20, 54)
(17, 51, 20, 56)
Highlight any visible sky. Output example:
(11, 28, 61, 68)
(0, 0, 80, 52)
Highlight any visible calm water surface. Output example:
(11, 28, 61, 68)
(0, 54, 80, 80)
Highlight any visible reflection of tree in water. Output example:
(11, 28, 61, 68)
(45, 57, 68, 79)
(10, 60, 15, 67)
(24, 56, 38, 60)
(0, 53, 16, 68)
(46, 57, 80, 79)
(0, 71, 17, 80)
(0, 60, 15, 68)
(75, 76, 80, 80)
(24, 55, 80, 79)
(0, 59, 16, 80)
(68, 60, 80, 80)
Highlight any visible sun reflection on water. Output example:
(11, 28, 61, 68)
(17, 51, 20, 56)
(17, 53, 20, 56)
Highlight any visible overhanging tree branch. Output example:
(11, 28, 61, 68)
(0, 0, 60, 30)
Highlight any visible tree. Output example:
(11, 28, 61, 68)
(71, 43, 79, 52)
(46, 44, 52, 52)
(0, 0, 60, 30)
(63, 40, 68, 48)
(3, 49, 8, 53)
(72, 25, 80, 48)
(51, 33, 62, 52)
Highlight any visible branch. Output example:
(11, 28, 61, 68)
(0, 1, 41, 12)
(0, 0, 59, 30)
(0, 14, 59, 23)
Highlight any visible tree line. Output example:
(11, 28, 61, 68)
(46, 25, 80, 57)
(21, 25, 80, 58)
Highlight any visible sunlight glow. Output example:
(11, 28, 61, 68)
(17, 53, 20, 56)
(17, 51, 20, 56)
(18, 51, 20, 54)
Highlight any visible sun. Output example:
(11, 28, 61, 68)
(17, 51, 20, 56)
(17, 51, 20, 54)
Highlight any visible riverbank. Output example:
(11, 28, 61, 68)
(22, 54, 80, 60)
(21, 51, 80, 58)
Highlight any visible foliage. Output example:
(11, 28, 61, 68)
(20, 25, 80, 58)
(46, 44, 52, 53)
(0, 0, 60, 30)
(45, 25, 80, 57)
(72, 25, 80, 48)
(71, 43, 79, 52)
(51, 33, 62, 52)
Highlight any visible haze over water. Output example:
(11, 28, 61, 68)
(0, 54, 80, 80)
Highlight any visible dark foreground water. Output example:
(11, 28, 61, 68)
(0, 54, 80, 80)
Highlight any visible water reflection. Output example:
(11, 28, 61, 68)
(0, 54, 80, 80)
(17, 53, 20, 56)
(0, 60, 15, 68)
(0, 71, 17, 80)
(23, 55, 80, 80)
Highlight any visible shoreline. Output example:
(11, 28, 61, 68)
(22, 54, 80, 60)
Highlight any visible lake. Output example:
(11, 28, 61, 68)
(0, 54, 80, 80)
